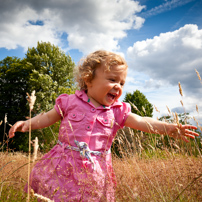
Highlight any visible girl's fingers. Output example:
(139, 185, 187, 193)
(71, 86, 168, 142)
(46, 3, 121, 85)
(9, 121, 24, 138)
(173, 125, 199, 142)
(185, 129, 199, 137)
(9, 129, 15, 138)
(182, 136, 189, 143)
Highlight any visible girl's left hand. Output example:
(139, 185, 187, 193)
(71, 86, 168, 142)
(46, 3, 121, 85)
(169, 124, 199, 142)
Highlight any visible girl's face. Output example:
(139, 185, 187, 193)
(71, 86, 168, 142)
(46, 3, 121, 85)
(86, 64, 127, 107)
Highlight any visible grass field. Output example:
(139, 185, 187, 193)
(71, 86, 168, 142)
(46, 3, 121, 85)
(1, 77, 202, 201)
(0, 149, 202, 201)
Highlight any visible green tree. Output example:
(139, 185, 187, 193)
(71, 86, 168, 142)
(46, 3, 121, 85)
(0, 56, 30, 151)
(123, 90, 153, 117)
(0, 42, 75, 152)
(159, 113, 189, 124)
(112, 90, 153, 157)
(24, 41, 76, 152)
(26, 41, 75, 113)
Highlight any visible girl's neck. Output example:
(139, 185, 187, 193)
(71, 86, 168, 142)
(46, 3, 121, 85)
(88, 96, 101, 108)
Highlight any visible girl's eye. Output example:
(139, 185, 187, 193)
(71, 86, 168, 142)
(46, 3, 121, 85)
(110, 79, 115, 82)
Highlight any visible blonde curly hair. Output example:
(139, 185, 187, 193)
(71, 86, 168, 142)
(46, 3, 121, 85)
(75, 50, 128, 90)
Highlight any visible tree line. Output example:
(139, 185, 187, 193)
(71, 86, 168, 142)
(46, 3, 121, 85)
(0, 41, 154, 153)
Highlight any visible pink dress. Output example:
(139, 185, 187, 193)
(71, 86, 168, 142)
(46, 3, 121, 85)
(26, 90, 131, 201)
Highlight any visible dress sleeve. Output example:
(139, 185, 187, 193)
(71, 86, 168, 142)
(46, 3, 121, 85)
(115, 102, 131, 129)
(54, 94, 69, 118)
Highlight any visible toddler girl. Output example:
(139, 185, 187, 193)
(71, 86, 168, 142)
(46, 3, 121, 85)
(9, 50, 198, 202)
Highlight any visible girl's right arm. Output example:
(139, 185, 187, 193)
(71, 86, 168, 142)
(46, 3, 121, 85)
(9, 108, 61, 138)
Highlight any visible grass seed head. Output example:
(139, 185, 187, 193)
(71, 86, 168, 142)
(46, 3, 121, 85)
(142, 106, 146, 114)
(195, 69, 202, 82)
(129, 101, 140, 112)
(196, 104, 199, 113)
(154, 105, 160, 113)
(4, 114, 7, 123)
(166, 105, 171, 114)
(178, 82, 183, 96)
(174, 112, 180, 127)
(27, 90, 36, 111)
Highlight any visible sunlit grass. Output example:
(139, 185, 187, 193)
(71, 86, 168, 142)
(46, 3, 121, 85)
(1, 70, 202, 201)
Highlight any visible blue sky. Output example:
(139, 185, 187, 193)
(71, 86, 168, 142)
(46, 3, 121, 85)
(0, 0, 202, 122)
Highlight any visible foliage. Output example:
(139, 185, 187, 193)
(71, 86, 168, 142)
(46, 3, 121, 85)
(159, 112, 191, 125)
(114, 94, 202, 158)
(112, 112, 202, 158)
(123, 90, 153, 117)
(113, 90, 154, 157)
(0, 57, 30, 151)
(0, 42, 75, 152)
(26, 41, 75, 113)
(0, 57, 29, 121)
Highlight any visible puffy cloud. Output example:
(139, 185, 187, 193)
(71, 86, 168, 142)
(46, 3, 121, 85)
(127, 24, 202, 95)
(0, 0, 145, 54)
(126, 24, 202, 120)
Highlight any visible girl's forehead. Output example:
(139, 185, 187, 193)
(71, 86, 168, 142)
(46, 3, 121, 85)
(101, 65, 128, 79)
(100, 62, 127, 72)
(105, 64, 127, 74)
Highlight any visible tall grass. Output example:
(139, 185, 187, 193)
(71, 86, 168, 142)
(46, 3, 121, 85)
(0, 70, 202, 201)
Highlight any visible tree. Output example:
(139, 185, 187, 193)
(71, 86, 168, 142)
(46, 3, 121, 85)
(0, 42, 75, 152)
(112, 90, 153, 157)
(24, 41, 76, 152)
(123, 90, 153, 117)
(0, 57, 31, 151)
(26, 41, 75, 113)
(159, 112, 191, 125)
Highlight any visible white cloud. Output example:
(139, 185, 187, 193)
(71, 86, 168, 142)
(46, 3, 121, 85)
(127, 24, 202, 95)
(126, 24, 202, 119)
(0, 0, 145, 54)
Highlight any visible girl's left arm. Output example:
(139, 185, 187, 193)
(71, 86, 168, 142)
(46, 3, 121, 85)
(124, 113, 199, 142)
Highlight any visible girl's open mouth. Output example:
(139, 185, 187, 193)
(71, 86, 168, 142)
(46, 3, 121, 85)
(107, 93, 117, 101)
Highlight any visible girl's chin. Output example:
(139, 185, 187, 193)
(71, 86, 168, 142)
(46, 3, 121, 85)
(104, 98, 117, 106)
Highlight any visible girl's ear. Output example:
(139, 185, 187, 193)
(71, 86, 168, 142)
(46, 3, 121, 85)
(84, 78, 92, 88)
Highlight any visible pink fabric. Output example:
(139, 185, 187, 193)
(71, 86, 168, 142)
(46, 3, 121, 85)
(26, 90, 131, 201)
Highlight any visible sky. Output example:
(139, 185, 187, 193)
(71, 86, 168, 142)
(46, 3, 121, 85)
(0, 0, 202, 124)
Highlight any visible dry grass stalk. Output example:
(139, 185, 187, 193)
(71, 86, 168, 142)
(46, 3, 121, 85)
(193, 116, 198, 125)
(26, 90, 36, 202)
(142, 106, 146, 115)
(114, 155, 202, 202)
(193, 117, 202, 135)
(178, 82, 183, 96)
(145, 121, 155, 134)
(166, 105, 171, 114)
(174, 112, 180, 128)
(26, 91, 36, 111)
(31, 189, 54, 202)
(129, 101, 140, 112)
(196, 104, 199, 113)
(154, 105, 160, 113)
(180, 100, 184, 107)
(111, 117, 115, 128)
(4, 114, 7, 124)
(2, 114, 8, 152)
(57, 104, 64, 118)
(195, 69, 202, 83)
(32, 137, 39, 163)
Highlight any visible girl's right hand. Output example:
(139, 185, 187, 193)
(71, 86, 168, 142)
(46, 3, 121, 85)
(9, 121, 28, 138)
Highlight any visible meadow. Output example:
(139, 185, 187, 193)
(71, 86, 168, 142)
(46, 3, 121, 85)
(0, 146, 202, 201)
(1, 74, 202, 201)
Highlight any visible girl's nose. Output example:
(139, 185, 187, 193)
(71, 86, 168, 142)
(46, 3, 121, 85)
(114, 84, 121, 89)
